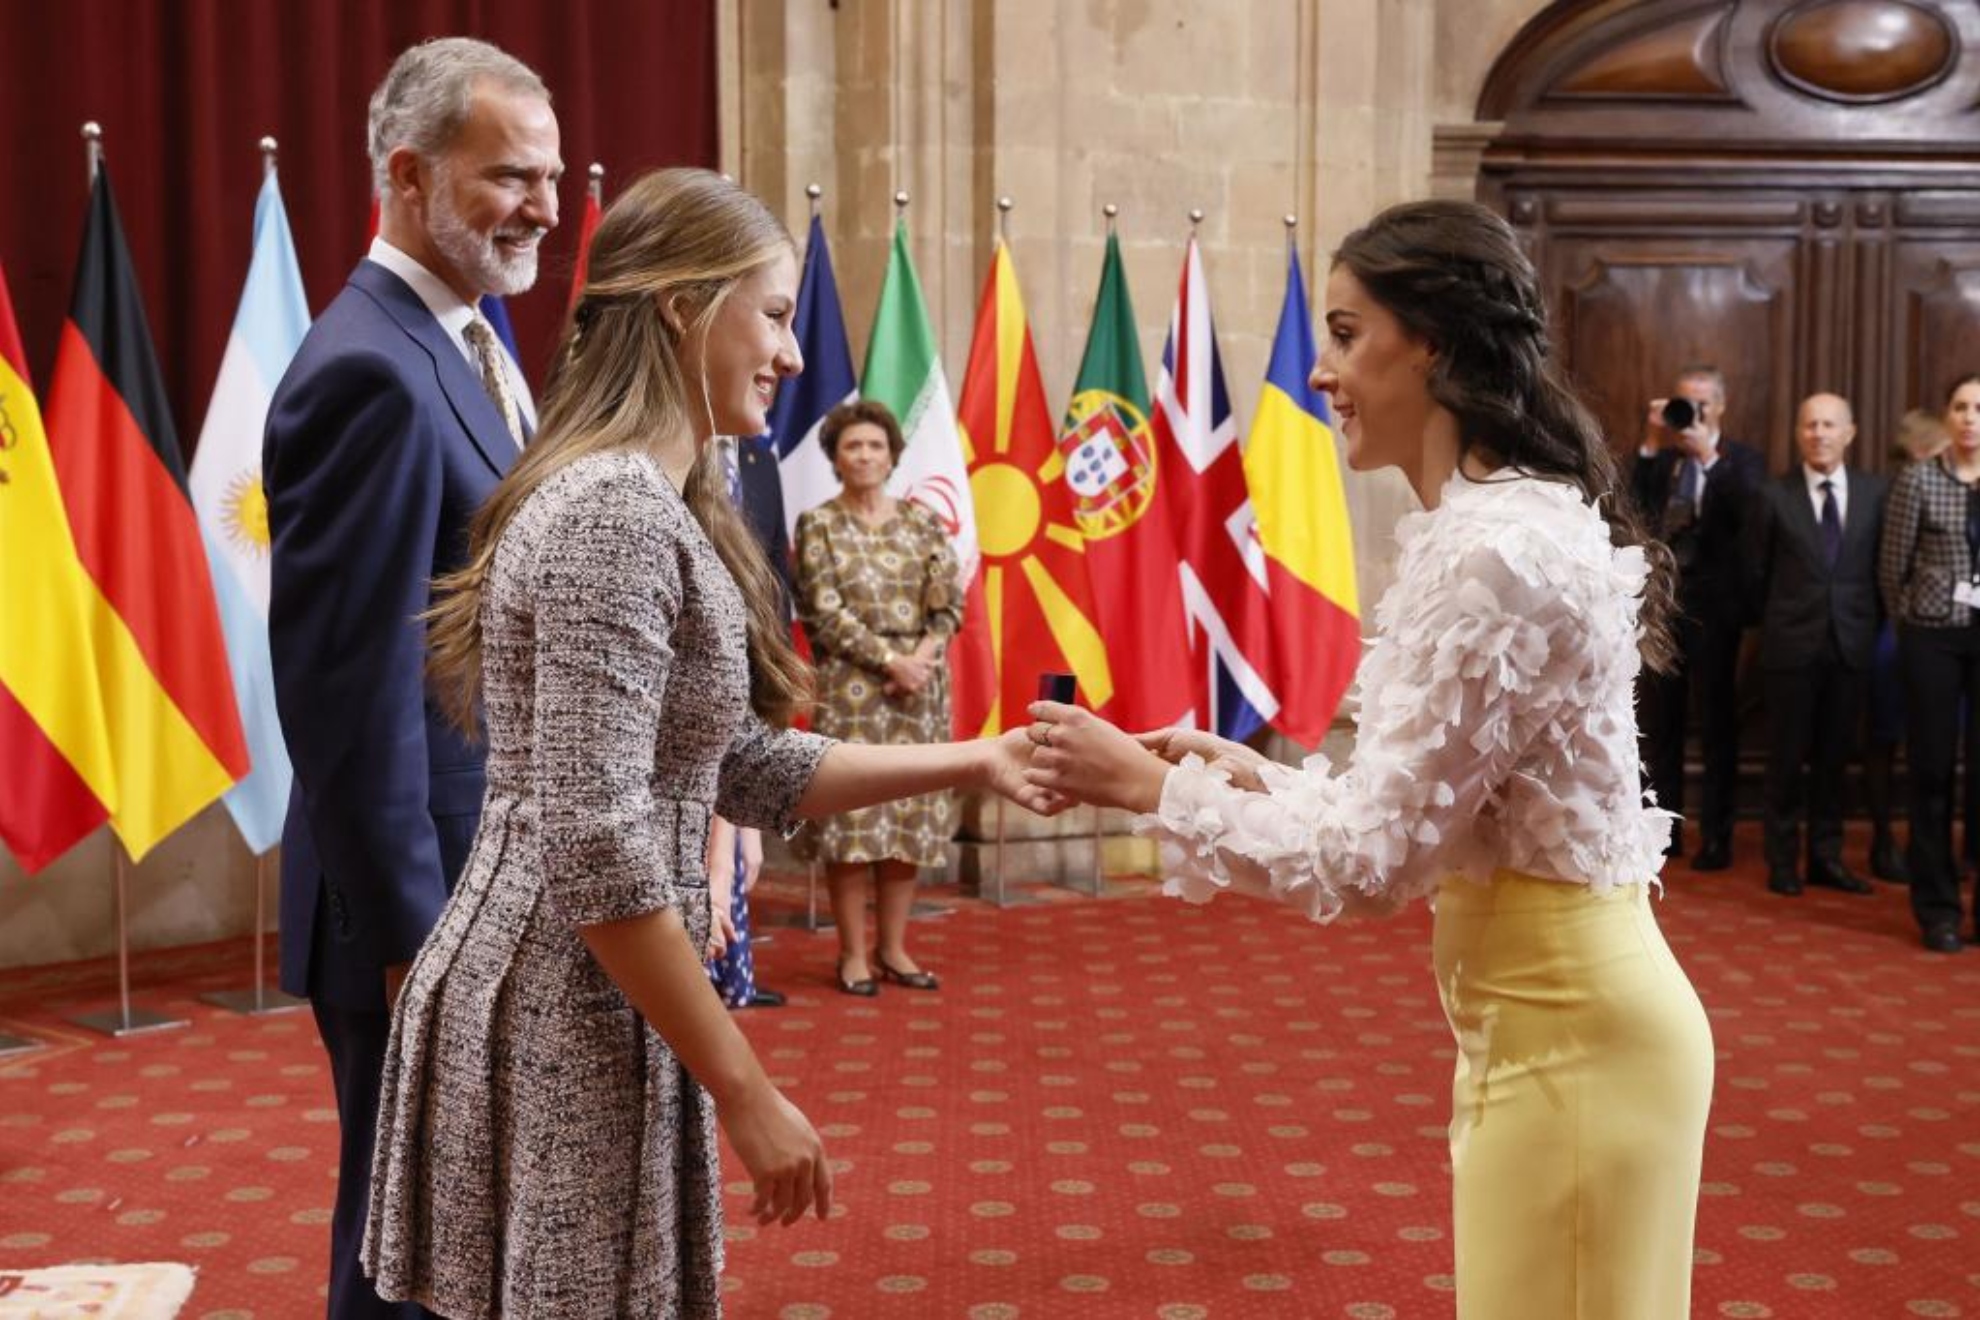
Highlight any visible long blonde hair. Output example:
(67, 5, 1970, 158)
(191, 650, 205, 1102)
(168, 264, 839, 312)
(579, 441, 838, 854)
(427, 168, 811, 732)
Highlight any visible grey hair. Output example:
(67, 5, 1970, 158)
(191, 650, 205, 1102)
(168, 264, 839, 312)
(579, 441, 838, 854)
(367, 37, 549, 193)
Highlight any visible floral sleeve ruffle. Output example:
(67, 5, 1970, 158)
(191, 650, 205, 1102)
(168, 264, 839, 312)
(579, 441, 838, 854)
(1133, 477, 1676, 923)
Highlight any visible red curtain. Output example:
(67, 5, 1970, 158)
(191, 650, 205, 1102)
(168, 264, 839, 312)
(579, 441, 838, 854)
(0, 0, 717, 446)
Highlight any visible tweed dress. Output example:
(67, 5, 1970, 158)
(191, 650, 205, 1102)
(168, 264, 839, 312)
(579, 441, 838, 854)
(362, 451, 831, 1319)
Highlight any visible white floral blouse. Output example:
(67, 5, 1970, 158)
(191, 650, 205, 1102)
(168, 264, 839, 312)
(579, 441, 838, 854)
(1138, 472, 1675, 922)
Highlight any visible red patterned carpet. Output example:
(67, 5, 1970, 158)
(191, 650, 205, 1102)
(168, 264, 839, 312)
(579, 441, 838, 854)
(3, 837, 1979, 1318)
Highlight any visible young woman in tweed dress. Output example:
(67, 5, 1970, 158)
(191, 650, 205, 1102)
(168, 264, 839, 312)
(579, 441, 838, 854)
(360, 169, 1041, 1319)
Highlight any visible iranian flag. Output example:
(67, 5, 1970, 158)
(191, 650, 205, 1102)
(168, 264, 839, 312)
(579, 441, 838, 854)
(864, 217, 978, 586)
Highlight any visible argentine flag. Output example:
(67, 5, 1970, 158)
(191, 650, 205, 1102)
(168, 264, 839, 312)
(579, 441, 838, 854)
(188, 172, 309, 853)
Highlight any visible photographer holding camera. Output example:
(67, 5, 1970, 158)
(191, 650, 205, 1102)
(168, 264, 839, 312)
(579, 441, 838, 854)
(1632, 365, 1765, 870)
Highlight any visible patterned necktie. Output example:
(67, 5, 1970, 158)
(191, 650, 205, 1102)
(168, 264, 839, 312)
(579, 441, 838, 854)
(719, 439, 745, 509)
(1665, 456, 1700, 535)
(1819, 478, 1842, 567)
(462, 316, 524, 449)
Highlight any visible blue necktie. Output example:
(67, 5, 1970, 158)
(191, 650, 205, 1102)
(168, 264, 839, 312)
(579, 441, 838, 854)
(1819, 479, 1841, 567)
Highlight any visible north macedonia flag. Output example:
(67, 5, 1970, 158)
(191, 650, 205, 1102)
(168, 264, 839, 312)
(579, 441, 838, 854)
(952, 242, 1112, 737)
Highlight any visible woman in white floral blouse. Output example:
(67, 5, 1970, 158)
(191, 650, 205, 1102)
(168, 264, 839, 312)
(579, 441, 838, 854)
(1026, 201, 1714, 1320)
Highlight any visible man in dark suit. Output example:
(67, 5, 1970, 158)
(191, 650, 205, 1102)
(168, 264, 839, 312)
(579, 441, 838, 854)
(264, 38, 559, 1319)
(1633, 364, 1766, 871)
(1746, 392, 1886, 895)
(704, 434, 792, 1010)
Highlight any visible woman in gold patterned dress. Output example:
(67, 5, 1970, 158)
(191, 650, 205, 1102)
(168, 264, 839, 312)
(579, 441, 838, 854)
(795, 401, 962, 995)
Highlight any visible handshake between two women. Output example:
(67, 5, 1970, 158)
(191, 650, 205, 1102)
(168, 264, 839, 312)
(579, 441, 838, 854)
(999, 700, 1275, 819)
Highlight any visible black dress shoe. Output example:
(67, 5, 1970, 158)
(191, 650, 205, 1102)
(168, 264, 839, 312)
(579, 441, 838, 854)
(1807, 863, 1873, 895)
(1767, 869, 1803, 896)
(742, 987, 787, 1009)
(1869, 838, 1910, 884)
(1691, 840, 1732, 872)
(1922, 924, 1964, 954)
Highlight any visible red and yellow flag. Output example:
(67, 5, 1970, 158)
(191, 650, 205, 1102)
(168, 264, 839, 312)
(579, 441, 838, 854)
(953, 242, 1112, 737)
(40, 167, 248, 859)
(0, 261, 117, 871)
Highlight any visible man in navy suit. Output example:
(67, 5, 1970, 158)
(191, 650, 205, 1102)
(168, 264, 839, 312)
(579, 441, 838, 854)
(1746, 393, 1886, 896)
(264, 38, 559, 1319)
(1632, 365, 1766, 871)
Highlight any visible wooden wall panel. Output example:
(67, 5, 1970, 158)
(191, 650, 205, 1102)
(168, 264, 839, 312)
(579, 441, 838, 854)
(1551, 241, 1796, 464)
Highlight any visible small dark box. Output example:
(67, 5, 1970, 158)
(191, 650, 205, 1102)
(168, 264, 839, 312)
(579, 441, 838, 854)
(1037, 672, 1076, 704)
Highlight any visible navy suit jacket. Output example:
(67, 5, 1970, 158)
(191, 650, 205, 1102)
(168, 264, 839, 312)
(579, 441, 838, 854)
(264, 260, 517, 1010)
(1745, 468, 1889, 670)
(736, 435, 793, 619)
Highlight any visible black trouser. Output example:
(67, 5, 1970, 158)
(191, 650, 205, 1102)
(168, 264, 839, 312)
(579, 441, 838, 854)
(1899, 622, 1980, 933)
(311, 1000, 437, 1320)
(1762, 644, 1863, 874)
(1644, 609, 1743, 848)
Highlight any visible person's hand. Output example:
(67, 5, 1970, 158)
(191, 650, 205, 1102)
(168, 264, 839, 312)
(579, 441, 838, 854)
(981, 727, 1070, 815)
(884, 652, 933, 695)
(719, 1084, 833, 1226)
(706, 877, 737, 960)
(1024, 701, 1171, 814)
(739, 827, 764, 896)
(1643, 399, 1673, 452)
(1136, 727, 1272, 793)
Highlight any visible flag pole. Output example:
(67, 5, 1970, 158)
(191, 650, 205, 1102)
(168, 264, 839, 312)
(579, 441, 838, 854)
(70, 843, 190, 1037)
(996, 194, 1012, 243)
(589, 161, 605, 206)
(198, 136, 308, 1020)
(66, 119, 188, 1039)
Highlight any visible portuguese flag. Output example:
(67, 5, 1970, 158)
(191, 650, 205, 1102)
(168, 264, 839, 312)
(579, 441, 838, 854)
(953, 241, 1112, 736)
(1056, 231, 1191, 730)
(41, 166, 248, 859)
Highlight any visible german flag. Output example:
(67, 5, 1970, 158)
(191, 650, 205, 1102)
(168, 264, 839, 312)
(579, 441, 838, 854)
(953, 241, 1112, 737)
(0, 260, 116, 872)
(41, 166, 247, 860)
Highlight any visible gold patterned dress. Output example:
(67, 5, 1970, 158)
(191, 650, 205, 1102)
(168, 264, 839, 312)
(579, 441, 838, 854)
(794, 498, 962, 865)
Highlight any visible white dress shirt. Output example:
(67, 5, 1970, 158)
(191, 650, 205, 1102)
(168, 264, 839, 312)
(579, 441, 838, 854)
(367, 237, 537, 427)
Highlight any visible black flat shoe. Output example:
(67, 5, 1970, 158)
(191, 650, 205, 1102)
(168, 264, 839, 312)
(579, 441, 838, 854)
(1869, 839, 1910, 884)
(1767, 869, 1803, 896)
(874, 957, 940, 991)
(837, 961, 878, 997)
(743, 987, 787, 1009)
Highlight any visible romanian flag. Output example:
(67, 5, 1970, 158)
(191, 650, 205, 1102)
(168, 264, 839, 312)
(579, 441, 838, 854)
(954, 241, 1112, 736)
(42, 166, 249, 859)
(0, 261, 116, 871)
(1243, 248, 1359, 745)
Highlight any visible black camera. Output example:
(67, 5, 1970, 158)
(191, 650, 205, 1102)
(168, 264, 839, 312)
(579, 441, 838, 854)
(1660, 397, 1698, 431)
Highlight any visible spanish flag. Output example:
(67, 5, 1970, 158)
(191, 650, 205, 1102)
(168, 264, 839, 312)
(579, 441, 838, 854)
(1242, 248, 1359, 745)
(954, 241, 1112, 736)
(40, 166, 248, 860)
(0, 261, 115, 872)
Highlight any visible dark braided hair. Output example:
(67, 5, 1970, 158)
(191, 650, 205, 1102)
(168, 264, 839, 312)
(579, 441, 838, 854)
(1333, 199, 1677, 673)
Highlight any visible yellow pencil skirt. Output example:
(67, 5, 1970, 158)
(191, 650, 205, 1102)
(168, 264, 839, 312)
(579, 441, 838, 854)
(1432, 872, 1714, 1320)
